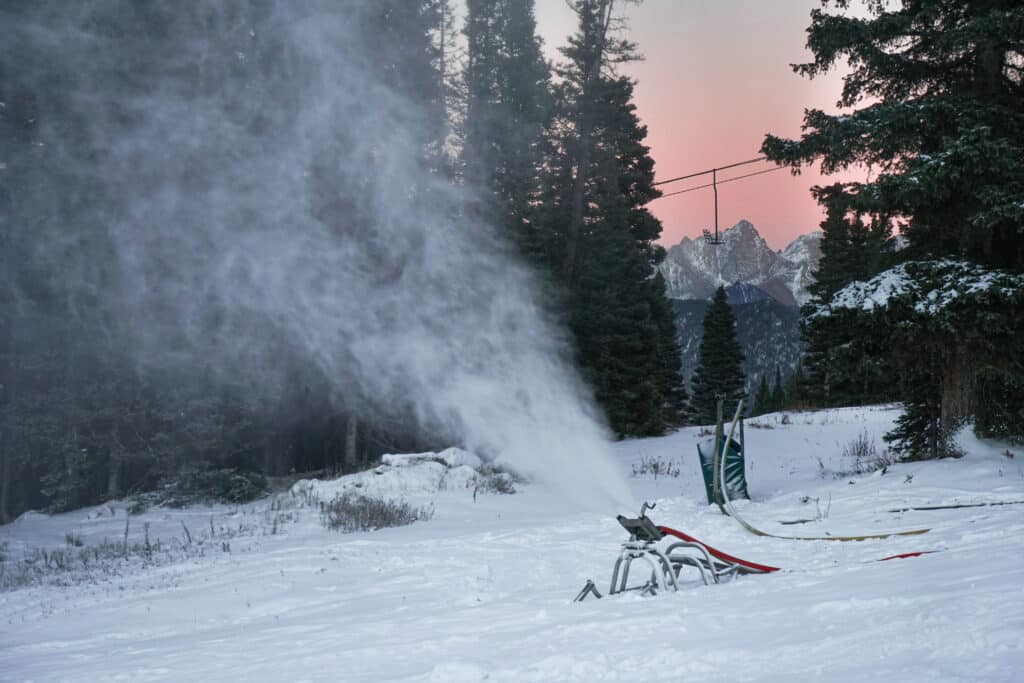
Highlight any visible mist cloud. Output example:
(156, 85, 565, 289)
(2, 1, 632, 510)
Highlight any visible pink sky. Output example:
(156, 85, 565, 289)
(534, 0, 857, 250)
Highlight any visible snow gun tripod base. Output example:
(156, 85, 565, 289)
(573, 503, 761, 602)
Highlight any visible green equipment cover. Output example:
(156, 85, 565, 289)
(698, 437, 750, 505)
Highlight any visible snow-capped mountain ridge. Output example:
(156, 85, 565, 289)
(659, 220, 821, 305)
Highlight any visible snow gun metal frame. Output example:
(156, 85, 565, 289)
(573, 502, 761, 602)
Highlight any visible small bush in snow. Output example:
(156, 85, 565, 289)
(1, 533, 210, 592)
(630, 455, 680, 479)
(837, 431, 896, 476)
(469, 464, 523, 499)
(320, 493, 433, 533)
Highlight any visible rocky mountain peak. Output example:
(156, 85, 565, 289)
(659, 220, 821, 306)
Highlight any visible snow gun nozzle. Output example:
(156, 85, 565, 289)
(616, 512, 664, 543)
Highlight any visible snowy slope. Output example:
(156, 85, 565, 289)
(2, 406, 1023, 682)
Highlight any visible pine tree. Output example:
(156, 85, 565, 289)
(784, 359, 809, 410)
(462, 0, 552, 254)
(764, 1, 1024, 455)
(688, 286, 746, 425)
(800, 185, 899, 407)
(753, 374, 771, 417)
(363, 1, 448, 165)
(769, 365, 785, 413)
(537, 0, 686, 436)
(0, 2, 460, 517)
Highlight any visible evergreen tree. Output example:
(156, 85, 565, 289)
(688, 286, 746, 425)
(764, 0, 1024, 455)
(770, 365, 785, 413)
(363, 1, 448, 166)
(784, 359, 809, 410)
(753, 374, 771, 417)
(0, 2, 457, 518)
(799, 185, 899, 407)
(537, 0, 686, 436)
(462, 0, 552, 255)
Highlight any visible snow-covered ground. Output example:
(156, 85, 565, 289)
(2, 406, 1023, 682)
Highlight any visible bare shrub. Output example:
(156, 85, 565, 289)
(630, 454, 680, 479)
(746, 421, 775, 430)
(836, 431, 896, 477)
(469, 463, 523, 500)
(2, 510, 273, 592)
(1, 533, 207, 592)
(320, 493, 433, 533)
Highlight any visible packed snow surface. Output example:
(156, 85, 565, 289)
(3, 406, 1024, 682)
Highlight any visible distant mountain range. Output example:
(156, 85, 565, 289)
(660, 221, 821, 399)
(659, 220, 821, 306)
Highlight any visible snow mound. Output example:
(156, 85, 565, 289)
(290, 448, 484, 505)
(382, 447, 482, 469)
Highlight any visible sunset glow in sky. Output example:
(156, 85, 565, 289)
(534, 0, 858, 250)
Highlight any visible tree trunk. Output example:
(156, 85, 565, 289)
(0, 450, 11, 524)
(939, 343, 977, 452)
(344, 415, 359, 473)
(106, 454, 121, 500)
(974, 42, 1005, 99)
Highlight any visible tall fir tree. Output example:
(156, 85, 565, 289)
(462, 0, 552, 255)
(785, 359, 809, 410)
(764, 0, 1024, 456)
(363, 1, 448, 168)
(770, 365, 785, 413)
(753, 374, 771, 417)
(799, 184, 899, 407)
(688, 286, 746, 425)
(0, 1, 457, 517)
(538, 0, 686, 436)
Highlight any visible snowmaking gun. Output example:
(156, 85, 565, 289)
(574, 400, 934, 601)
(573, 501, 779, 601)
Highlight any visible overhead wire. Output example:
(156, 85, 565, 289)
(655, 165, 788, 200)
(652, 156, 768, 187)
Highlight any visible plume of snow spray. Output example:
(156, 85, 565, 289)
(2, 1, 632, 510)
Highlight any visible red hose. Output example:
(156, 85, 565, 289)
(875, 551, 938, 562)
(658, 525, 936, 572)
(658, 525, 781, 574)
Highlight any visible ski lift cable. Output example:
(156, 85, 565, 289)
(655, 165, 788, 200)
(653, 156, 769, 187)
